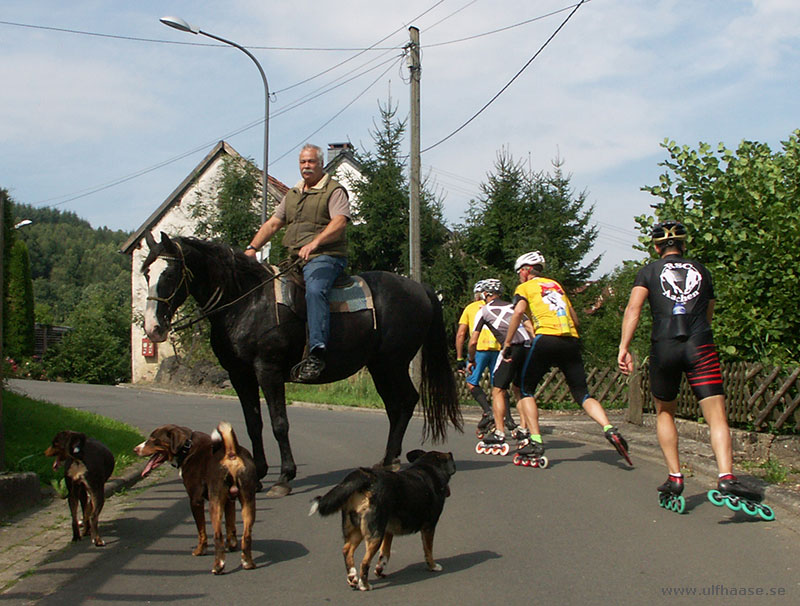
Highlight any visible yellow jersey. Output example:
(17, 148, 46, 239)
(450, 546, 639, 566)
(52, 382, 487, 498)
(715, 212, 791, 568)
(458, 300, 501, 351)
(513, 277, 579, 338)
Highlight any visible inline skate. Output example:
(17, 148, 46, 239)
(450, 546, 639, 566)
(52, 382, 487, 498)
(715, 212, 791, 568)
(476, 430, 510, 456)
(657, 475, 685, 514)
(475, 413, 495, 439)
(707, 475, 775, 521)
(512, 436, 548, 468)
(604, 426, 633, 466)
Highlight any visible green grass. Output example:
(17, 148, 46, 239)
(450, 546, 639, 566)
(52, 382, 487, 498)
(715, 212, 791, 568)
(285, 371, 384, 408)
(2, 390, 144, 487)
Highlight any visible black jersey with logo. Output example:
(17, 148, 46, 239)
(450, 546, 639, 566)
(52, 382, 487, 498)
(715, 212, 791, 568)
(633, 254, 715, 342)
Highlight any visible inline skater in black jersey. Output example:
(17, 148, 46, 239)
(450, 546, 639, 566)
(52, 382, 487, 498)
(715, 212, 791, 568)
(618, 221, 773, 519)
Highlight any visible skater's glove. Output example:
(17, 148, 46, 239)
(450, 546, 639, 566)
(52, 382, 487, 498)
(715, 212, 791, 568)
(456, 358, 466, 371)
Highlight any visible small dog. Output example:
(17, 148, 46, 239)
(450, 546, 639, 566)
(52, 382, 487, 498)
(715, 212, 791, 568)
(134, 422, 258, 574)
(44, 430, 115, 547)
(309, 449, 456, 591)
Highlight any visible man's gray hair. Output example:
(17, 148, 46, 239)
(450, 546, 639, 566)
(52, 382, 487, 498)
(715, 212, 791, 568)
(300, 143, 324, 165)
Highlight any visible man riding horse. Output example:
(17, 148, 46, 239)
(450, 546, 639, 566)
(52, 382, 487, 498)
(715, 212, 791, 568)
(244, 143, 350, 382)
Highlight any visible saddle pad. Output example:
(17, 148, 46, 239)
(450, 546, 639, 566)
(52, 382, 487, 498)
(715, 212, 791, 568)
(273, 270, 375, 323)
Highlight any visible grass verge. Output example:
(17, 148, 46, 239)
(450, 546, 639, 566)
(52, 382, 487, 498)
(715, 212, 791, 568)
(2, 389, 144, 487)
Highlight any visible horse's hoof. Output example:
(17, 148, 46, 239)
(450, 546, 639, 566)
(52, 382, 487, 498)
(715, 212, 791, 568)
(266, 482, 292, 498)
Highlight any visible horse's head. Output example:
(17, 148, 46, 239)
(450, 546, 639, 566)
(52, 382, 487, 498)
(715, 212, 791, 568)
(142, 231, 190, 342)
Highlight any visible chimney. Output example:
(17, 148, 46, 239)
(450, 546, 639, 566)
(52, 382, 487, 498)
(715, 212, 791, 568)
(327, 142, 352, 165)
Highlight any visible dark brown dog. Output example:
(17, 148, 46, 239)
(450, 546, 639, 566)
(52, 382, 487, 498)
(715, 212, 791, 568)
(134, 422, 258, 574)
(44, 430, 115, 547)
(309, 449, 456, 591)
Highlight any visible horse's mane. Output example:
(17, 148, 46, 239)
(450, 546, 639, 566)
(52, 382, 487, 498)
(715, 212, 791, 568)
(177, 237, 272, 295)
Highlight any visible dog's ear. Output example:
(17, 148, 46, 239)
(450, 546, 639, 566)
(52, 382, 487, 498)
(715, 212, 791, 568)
(169, 426, 191, 453)
(406, 449, 425, 463)
(69, 432, 88, 458)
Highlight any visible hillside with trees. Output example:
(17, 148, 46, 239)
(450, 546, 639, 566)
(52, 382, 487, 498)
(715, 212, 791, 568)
(2, 191, 132, 383)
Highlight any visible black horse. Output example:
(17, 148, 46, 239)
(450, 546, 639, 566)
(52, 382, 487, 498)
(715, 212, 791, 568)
(141, 232, 462, 496)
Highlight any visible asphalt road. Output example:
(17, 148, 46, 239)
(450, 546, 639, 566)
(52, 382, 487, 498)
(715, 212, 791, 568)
(4, 380, 799, 605)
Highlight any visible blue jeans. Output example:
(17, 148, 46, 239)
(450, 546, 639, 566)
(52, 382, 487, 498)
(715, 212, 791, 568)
(302, 254, 347, 353)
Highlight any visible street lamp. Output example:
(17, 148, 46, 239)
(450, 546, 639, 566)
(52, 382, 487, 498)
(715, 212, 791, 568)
(160, 16, 271, 232)
(14, 220, 32, 230)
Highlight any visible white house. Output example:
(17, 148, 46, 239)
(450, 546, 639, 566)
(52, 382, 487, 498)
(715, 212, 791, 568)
(120, 141, 288, 383)
(121, 140, 364, 383)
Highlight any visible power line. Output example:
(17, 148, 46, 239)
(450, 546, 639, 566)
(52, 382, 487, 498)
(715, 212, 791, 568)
(273, 56, 405, 164)
(424, 1, 592, 48)
(33, 54, 404, 208)
(421, 0, 588, 154)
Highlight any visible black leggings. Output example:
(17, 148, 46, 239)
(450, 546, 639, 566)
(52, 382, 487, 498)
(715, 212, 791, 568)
(520, 335, 590, 404)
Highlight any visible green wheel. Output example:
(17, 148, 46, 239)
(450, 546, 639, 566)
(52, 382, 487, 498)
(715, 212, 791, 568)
(724, 496, 741, 512)
(757, 504, 776, 522)
(674, 495, 686, 514)
(741, 500, 759, 516)
(707, 489, 724, 506)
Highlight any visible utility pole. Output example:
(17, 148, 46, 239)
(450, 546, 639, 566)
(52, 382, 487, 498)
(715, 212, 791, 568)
(0, 192, 6, 470)
(408, 26, 422, 389)
(408, 26, 421, 284)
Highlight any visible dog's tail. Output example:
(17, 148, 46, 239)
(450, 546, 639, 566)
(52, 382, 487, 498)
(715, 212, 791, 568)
(308, 468, 374, 517)
(212, 421, 248, 499)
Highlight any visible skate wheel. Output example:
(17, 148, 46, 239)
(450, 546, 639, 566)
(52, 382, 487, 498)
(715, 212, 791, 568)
(674, 495, 686, 514)
(741, 500, 759, 517)
(500, 443, 510, 456)
(475, 443, 484, 454)
(757, 504, 775, 522)
(538, 456, 548, 469)
(521, 458, 531, 467)
(512, 454, 521, 466)
(707, 489, 724, 506)
(724, 495, 741, 512)
(475, 429, 483, 438)
(658, 494, 667, 508)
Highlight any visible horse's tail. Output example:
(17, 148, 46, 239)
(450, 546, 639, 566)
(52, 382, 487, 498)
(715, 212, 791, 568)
(420, 285, 464, 443)
(308, 468, 375, 517)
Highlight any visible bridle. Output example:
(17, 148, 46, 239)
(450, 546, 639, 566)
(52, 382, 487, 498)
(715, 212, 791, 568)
(146, 245, 303, 333)
(145, 242, 194, 315)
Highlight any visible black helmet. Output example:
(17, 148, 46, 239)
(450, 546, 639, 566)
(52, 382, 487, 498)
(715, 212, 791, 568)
(651, 220, 687, 245)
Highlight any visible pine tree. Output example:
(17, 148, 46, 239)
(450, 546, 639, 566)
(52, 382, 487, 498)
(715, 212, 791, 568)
(348, 99, 449, 275)
(5, 240, 35, 358)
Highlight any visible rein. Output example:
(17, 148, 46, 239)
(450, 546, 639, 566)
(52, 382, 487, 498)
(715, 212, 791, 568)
(168, 255, 302, 332)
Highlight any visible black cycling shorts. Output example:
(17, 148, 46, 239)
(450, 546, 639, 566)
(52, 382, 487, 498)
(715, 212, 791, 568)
(492, 344, 528, 390)
(520, 335, 591, 404)
(649, 334, 724, 402)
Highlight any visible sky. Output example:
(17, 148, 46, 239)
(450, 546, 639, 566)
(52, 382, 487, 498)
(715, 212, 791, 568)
(2, 0, 798, 276)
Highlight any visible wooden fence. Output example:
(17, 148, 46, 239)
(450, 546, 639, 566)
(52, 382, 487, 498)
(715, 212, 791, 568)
(458, 361, 800, 433)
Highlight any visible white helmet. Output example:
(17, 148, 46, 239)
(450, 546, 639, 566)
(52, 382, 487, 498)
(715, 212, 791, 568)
(514, 251, 545, 272)
(473, 280, 486, 294)
(480, 278, 504, 296)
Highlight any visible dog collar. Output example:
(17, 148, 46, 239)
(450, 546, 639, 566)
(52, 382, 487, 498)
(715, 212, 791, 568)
(173, 438, 193, 468)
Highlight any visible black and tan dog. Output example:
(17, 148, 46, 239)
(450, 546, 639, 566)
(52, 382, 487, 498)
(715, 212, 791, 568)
(134, 422, 258, 574)
(45, 430, 115, 547)
(309, 449, 456, 591)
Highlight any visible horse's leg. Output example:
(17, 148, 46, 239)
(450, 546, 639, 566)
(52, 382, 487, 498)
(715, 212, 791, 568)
(259, 376, 296, 498)
(368, 361, 419, 468)
(228, 369, 268, 481)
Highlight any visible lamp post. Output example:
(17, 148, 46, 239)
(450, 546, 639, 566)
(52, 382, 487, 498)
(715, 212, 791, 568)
(160, 16, 271, 232)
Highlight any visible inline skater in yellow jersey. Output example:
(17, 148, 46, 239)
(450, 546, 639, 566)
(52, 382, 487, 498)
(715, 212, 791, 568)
(455, 280, 519, 437)
(503, 251, 632, 466)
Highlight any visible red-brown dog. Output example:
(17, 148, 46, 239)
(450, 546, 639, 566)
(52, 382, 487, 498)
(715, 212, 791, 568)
(45, 430, 115, 547)
(134, 422, 258, 574)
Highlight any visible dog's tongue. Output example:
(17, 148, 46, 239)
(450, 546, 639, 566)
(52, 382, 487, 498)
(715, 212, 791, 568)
(142, 453, 167, 477)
